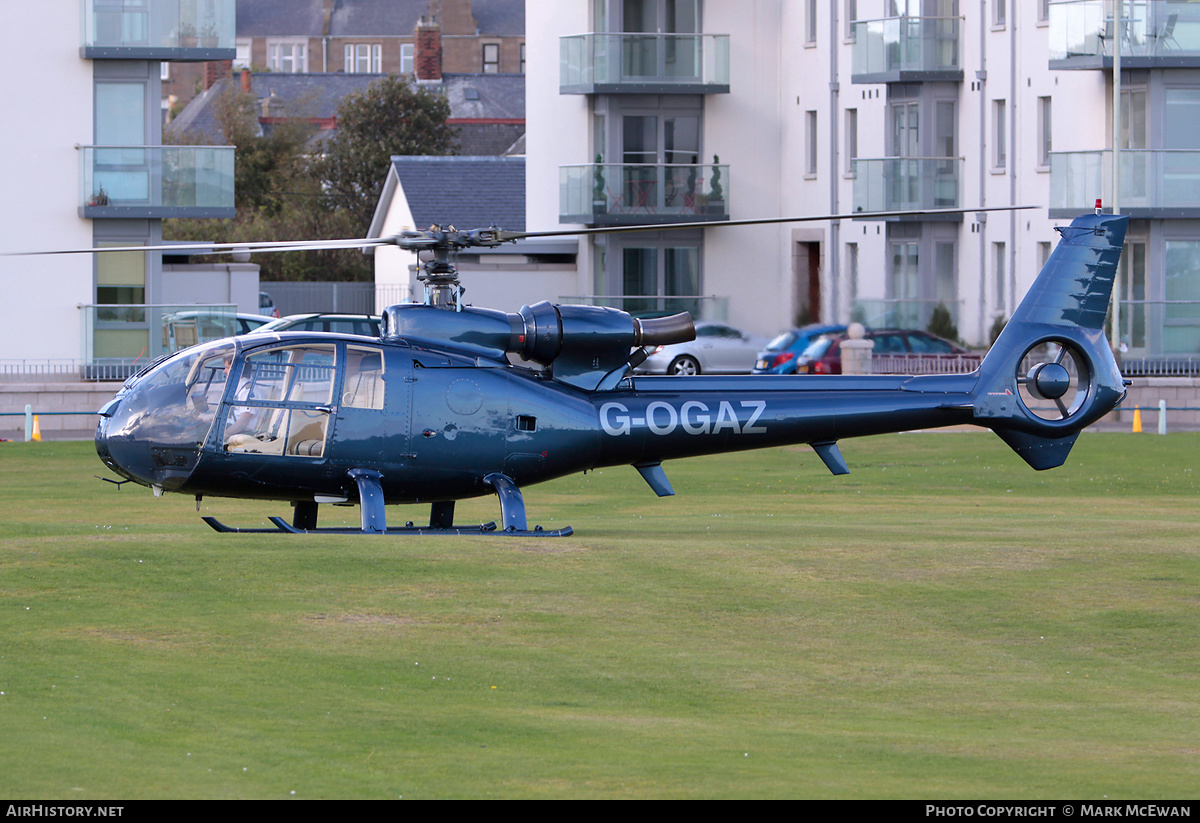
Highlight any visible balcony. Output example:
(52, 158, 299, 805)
(1048, 0, 1200, 69)
(81, 303, 239, 368)
(82, 0, 236, 60)
(80, 146, 235, 219)
(851, 157, 963, 215)
(560, 163, 729, 226)
(850, 17, 962, 83)
(560, 33, 730, 94)
(1048, 150, 1200, 218)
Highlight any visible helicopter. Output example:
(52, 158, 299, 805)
(45, 205, 1129, 536)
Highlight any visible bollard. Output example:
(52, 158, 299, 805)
(1132, 407, 1142, 433)
(24, 404, 32, 442)
(1159, 399, 1167, 435)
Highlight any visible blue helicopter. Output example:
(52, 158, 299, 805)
(86, 207, 1128, 536)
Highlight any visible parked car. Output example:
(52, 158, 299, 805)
(161, 311, 275, 351)
(637, 322, 768, 375)
(248, 313, 382, 337)
(259, 291, 280, 318)
(793, 329, 980, 375)
(752, 323, 848, 374)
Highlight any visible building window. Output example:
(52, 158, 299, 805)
(993, 99, 1007, 170)
(400, 43, 414, 74)
(160, 62, 170, 81)
(993, 0, 1006, 28)
(483, 43, 500, 73)
(344, 43, 381, 73)
(845, 108, 858, 175)
(267, 40, 307, 73)
(1037, 0, 1050, 25)
(1038, 96, 1052, 169)
(994, 241, 1007, 313)
(806, 110, 818, 177)
(845, 0, 857, 41)
(1165, 240, 1200, 354)
(234, 39, 251, 70)
(846, 242, 859, 307)
(805, 0, 818, 45)
(520, 43, 526, 73)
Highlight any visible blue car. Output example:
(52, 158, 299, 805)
(752, 323, 848, 374)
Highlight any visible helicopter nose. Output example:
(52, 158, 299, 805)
(95, 395, 136, 483)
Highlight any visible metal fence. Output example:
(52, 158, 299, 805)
(260, 282, 411, 316)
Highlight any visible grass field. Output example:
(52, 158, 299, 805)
(1, 433, 1198, 799)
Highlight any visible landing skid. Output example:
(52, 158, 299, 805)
(200, 469, 573, 536)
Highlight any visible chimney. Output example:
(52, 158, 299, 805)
(414, 15, 443, 82)
(205, 60, 233, 90)
(240, 67, 252, 94)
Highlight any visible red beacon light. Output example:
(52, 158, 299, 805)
(1095, 198, 1103, 215)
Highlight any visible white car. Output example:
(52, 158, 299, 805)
(636, 322, 768, 375)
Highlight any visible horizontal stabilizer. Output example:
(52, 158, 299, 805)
(993, 429, 1079, 471)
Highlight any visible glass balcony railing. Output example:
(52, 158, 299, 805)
(559, 295, 729, 322)
(81, 303, 238, 365)
(1048, 0, 1200, 64)
(80, 146, 235, 218)
(851, 157, 962, 213)
(82, 0, 236, 58)
(560, 33, 730, 93)
(1049, 150, 1200, 213)
(850, 17, 961, 82)
(560, 163, 729, 225)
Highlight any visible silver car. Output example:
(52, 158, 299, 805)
(637, 322, 767, 375)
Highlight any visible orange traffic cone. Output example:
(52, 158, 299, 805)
(1131, 407, 1142, 433)
(31, 415, 42, 442)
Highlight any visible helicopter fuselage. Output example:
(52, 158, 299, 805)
(96, 331, 980, 508)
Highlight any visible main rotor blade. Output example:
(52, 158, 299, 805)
(495, 205, 1040, 243)
(6, 205, 1038, 256)
(3, 237, 394, 257)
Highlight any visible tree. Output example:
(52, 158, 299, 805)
(314, 74, 458, 231)
(165, 74, 457, 282)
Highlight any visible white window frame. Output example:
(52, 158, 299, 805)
(806, 110, 818, 177)
(400, 43, 414, 74)
(234, 39, 252, 70)
(267, 39, 308, 73)
(845, 108, 858, 176)
(344, 43, 382, 73)
(1037, 96, 1052, 170)
(993, 99, 1007, 171)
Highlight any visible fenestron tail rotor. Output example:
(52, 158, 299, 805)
(1015, 339, 1091, 423)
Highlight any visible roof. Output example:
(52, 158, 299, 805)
(471, 0, 525, 36)
(236, 0, 524, 38)
(387, 155, 525, 232)
(236, 0, 327, 37)
(443, 73, 524, 121)
(168, 72, 524, 148)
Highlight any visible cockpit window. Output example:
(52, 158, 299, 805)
(223, 344, 337, 457)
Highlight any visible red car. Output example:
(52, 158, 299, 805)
(793, 329, 981, 375)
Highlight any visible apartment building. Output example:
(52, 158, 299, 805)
(527, 0, 1200, 359)
(2, 1, 238, 369)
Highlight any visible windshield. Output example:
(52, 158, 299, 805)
(765, 331, 797, 351)
(109, 339, 239, 449)
(800, 336, 836, 359)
